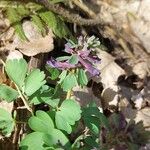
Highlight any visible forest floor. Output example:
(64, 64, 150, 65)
(0, 0, 150, 149)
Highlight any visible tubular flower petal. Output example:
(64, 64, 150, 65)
(79, 57, 100, 76)
(47, 36, 101, 76)
(47, 57, 75, 70)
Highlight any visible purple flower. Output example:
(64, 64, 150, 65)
(47, 57, 75, 70)
(47, 36, 101, 76)
(78, 57, 100, 76)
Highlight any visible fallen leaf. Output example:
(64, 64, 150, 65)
(94, 49, 125, 108)
(5, 21, 54, 56)
(135, 107, 150, 130)
(7, 50, 23, 60)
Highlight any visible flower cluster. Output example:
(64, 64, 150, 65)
(47, 36, 101, 76)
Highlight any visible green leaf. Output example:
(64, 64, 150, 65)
(20, 132, 45, 150)
(55, 114, 72, 134)
(82, 105, 109, 132)
(28, 110, 54, 134)
(61, 73, 78, 91)
(69, 54, 78, 65)
(78, 69, 88, 86)
(43, 98, 60, 108)
(56, 56, 71, 61)
(58, 70, 67, 84)
(0, 84, 18, 102)
(43, 129, 71, 148)
(6, 8, 27, 40)
(29, 85, 55, 105)
(39, 11, 57, 31)
(0, 108, 15, 137)
(54, 17, 70, 38)
(55, 99, 81, 133)
(84, 136, 99, 148)
(5, 59, 28, 89)
(31, 15, 46, 35)
(16, 4, 30, 17)
(39, 11, 70, 38)
(46, 66, 60, 80)
(24, 69, 46, 96)
(83, 116, 100, 136)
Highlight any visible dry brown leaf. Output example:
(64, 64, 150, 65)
(17, 33, 54, 56)
(129, 17, 150, 53)
(121, 105, 150, 130)
(7, 50, 23, 60)
(4, 21, 54, 56)
(94, 49, 125, 107)
(133, 61, 149, 79)
(96, 0, 150, 54)
(135, 107, 150, 130)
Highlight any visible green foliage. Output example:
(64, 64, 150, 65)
(2, 0, 71, 40)
(55, 99, 81, 133)
(77, 68, 88, 86)
(29, 85, 55, 105)
(5, 59, 28, 89)
(61, 73, 78, 91)
(6, 7, 27, 40)
(69, 54, 78, 65)
(21, 110, 70, 149)
(82, 104, 109, 136)
(20, 132, 46, 150)
(24, 69, 46, 96)
(39, 10, 69, 38)
(31, 14, 46, 36)
(0, 35, 149, 150)
(46, 66, 60, 80)
(0, 108, 15, 137)
(28, 110, 54, 134)
(0, 84, 18, 102)
(58, 70, 67, 83)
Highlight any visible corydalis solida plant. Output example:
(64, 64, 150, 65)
(47, 36, 101, 76)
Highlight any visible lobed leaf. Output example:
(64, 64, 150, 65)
(20, 132, 45, 150)
(24, 69, 46, 96)
(0, 84, 18, 102)
(5, 59, 28, 89)
(0, 108, 15, 137)
(61, 73, 78, 91)
(78, 68, 88, 86)
(28, 110, 54, 134)
(55, 99, 81, 133)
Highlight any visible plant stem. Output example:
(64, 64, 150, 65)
(66, 90, 72, 99)
(15, 84, 33, 115)
(37, 0, 108, 26)
(66, 69, 75, 99)
(73, 0, 96, 18)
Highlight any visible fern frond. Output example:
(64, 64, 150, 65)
(2, 0, 71, 40)
(31, 15, 46, 36)
(16, 4, 30, 17)
(39, 11, 57, 30)
(6, 7, 27, 40)
(39, 11, 70, 38)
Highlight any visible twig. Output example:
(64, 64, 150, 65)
(15, 84, 33, 114)
(66, 69, 75, 99)
(72, 0, 96, 18)
(118, 38, 135, 60)
(36, 0, 108, 26)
